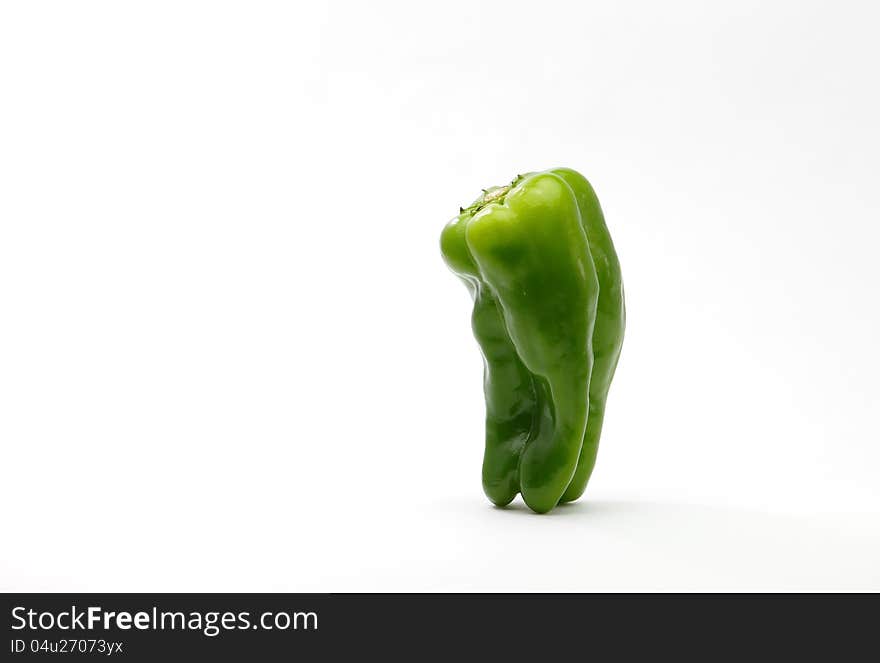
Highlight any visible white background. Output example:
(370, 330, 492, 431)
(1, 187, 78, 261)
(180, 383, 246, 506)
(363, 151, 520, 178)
(2, 1, 879, 591)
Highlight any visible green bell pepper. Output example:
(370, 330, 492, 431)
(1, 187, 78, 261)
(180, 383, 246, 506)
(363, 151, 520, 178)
(440, 168, 625, 513)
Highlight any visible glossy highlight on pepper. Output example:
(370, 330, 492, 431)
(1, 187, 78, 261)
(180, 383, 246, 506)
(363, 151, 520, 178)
(440, 168, 625, 513)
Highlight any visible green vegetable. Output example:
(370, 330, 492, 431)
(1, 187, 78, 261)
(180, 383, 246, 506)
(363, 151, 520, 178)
(440, 168, 625, 513)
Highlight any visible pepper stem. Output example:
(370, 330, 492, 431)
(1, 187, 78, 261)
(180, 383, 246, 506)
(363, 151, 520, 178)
(461, 174, 525, 216)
